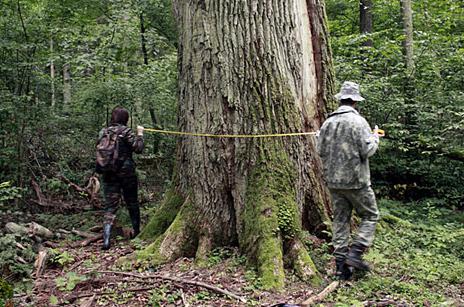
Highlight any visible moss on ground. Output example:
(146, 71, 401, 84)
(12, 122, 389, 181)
(138, 198, 196, 266)
(139, 188, 184, 240)
(328, 199, 464, 305)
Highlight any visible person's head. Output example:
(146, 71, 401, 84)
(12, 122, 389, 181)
(335, 81, 365, 106)
(110, 106, 129, 125)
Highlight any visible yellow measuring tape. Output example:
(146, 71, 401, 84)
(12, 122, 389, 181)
(144, 127, 318, 138)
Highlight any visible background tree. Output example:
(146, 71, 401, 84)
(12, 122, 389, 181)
(139, 0, 335, 289)
(325, 0, 463, 204)
(400, 0, 415, 126)
(360, 0, 373, 47)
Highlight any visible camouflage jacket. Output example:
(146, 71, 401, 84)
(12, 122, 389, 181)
(317, 106, 378, 189)
(98, 124, 144, 176)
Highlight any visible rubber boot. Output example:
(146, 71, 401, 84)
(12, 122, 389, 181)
(102, 223, 112, 250)
(346, 242, 371, 271)
(128, 206, 140, 239)
(335, 258, 353, 280)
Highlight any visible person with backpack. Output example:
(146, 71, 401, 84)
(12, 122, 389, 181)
(96, 106, 144, 250)
(317, 81, 382, 280)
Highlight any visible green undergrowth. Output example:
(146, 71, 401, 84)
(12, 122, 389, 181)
(329, 198, 464, 305)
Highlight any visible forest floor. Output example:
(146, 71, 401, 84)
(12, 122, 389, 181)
(4, 199, 464, 306)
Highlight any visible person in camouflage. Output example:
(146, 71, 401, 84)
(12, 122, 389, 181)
(317, 81, 381, 280)
(98, 106, 144, 250)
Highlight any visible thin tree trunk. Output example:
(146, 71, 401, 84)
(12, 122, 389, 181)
(141, 0, 333, 290)
(149, 108, 160, 154)
(63, 63, 71, 108)
(140, 13, 149, 65)
(400, 0, 414, 74)
(50, 37, 55, 108)
(360, 0, 373, 47)
(400, 0, 415, 126)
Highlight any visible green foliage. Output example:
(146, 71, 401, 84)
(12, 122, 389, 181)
(55, 271, 87, 292)
(329, 199, 464, 305)
(326, 0, 464, 205)
(0, 182, 22, 207)
(148, 285, 182, 306)
(0, 234, 35, 278)
(49, 295, 59, 305)
(0, 0, 178, 209)
(0, 278, 13, 306)
(205, 248, 235, 267)
(49, 249, 75, 267)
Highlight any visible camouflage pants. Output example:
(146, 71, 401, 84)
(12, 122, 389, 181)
(102, 174, 139, 225)
(330, 186, 379, 260)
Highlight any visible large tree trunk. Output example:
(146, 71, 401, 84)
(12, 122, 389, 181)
(140, 0, 334, 290)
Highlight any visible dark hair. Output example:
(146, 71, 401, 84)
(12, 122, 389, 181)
(340, 98, 356, 106)
(110, 106, 129, 125)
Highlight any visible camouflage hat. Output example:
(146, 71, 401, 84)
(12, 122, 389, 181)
(334, 81, 365, 101)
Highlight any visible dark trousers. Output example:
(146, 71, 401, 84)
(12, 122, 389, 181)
(102, 174, 139, 225)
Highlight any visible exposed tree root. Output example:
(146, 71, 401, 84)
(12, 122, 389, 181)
(138, 198, 196, 264)
(140, 145, 324, 290)
(139, 189, 184, 240)
(286, 239, 321, 285)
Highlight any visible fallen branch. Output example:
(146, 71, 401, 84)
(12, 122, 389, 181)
(71, 229, 98, 239)
(68, 259, 86, 272)
(43, 241, 60, 248)
(5, 222, 54, 239)
(181, 289, 189, 307)
(72, 234, 102, 248)
(30, 222, 54, 239)
(33, 249, 49, 278)
(58, 174, 101, 208)
(300, 280, 339, 306)
(79, 294, 96, 307)
(15, 242, 27, 250)
(92, 270, 246, 303)
(88, 225, 102, 233)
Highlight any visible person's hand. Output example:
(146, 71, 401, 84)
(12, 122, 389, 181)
(137, 125, 144, 136)
(373, 125, 385, 138)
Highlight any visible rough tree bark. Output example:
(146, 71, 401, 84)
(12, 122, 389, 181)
(140, 0, 334, 290)
(360, 0, 373, 47)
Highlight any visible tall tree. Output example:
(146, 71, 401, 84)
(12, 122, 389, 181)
(400, 0, 416, 126)
(63, 63, 71, 107)
(360, 0, 373, 47)
(139, 0, 335, 289)
(50, 37, 56, 108)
